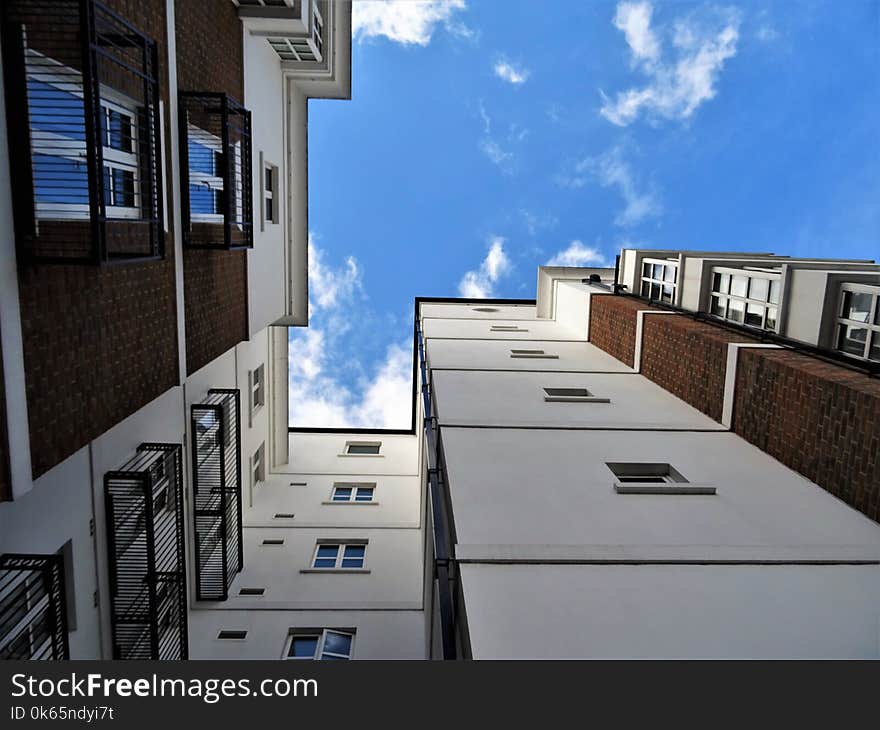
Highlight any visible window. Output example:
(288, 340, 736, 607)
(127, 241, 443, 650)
(835, 284, 880, 363)
(491, 325, 528, 332)
(709, 267, 781, 331)
(543, 387, 610, 403)
(179, 93, 253, 249)
(330, 484, 376, 503)
(606, 463, 716, 495)
(238, 588, 265, 596)
(344, 442, 381, 455)
(273, 513, 295, 519)
(217, 630, 247, 640)
(311, 543, 367, 570)
(510, 349, 559, 359)
(3, 1, 164, 263)
(252, 443, 265, 488)
(473, 307, 499, 313)
(284, 629, 354, 661)
(262, 162, 279, 227)
(639, 259, 678, 303)
(262, 539, 284, 546)
(250, 364, 265, 419)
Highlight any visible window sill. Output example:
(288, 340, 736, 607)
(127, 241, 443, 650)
(614, 482, 716, 495)
(544, 396, 611, 403)
(321, 501, 380, 506)
(300, 569, 371, 574)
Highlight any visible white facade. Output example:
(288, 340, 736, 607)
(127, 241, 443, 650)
(419, 278, 880, 659)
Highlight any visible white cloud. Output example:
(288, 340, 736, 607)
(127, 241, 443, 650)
(352, 0, 468, 46)
(289, 238, 411, 429)
(494, 59, 530, 85)
(600, 2, 741, 126)
(546, 240, 609, 267)
(614, 1, 660, 65)
(557, 147, 661, 227)
(479, 139, 513, 168)
(308, 236, 362, 312)
(458, 237, 511, 298)
(476, 103, 526, 173)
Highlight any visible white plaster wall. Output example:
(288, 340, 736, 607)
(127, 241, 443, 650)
(188, 609, 426, 659)
(245, 473, 420, 527)
(286, 432, 419, 476)
(420, 303, 536, 320)
(0, 448, 99, 658)
(460, 563, 880, 658)
(552, 281, 594, 340)
(195, 526, 423, 609)
(441, 428, 880, 554)
(423, 318, 568, 341)
(427, 340, 632, 373)
(236, 327, 272, 499)
(244, 33, 287, 333)
(432, 372, 721, 430)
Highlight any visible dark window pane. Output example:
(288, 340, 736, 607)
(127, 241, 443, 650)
(838, 325, 868, 357)
(332, 488, 352, 501)
(745, 303, 764, 328)
(841, 291, 872, 323)
(289, 636, 318, 658)
(323, 632, 352, 657)
(711, 296, 726, 317)
(765, 307, 778, 331)
(727, 299, 745, 323)
(316, 545, 338, 559)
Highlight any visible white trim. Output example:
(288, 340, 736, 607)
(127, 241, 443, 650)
(633, 310, 678, 372)
(722, 343, 783, 428)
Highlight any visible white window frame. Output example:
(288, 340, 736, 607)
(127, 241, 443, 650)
(834, 283, 880, 363)
(510, 349, 559, 359)
(262, 160, 279, 228)
(327, 483, 377, 504)
(249, 364, 265, 422)
(639, 257, 678, 303)
(310, 541, 368, 570)
(251, 442, 265, 488)
(27, 49, 143, 222)
(606, 462, 716, 495)
(342, 441, 382, 456)
(283, 629, 354, 661)
(543, 387, 610, 403)
(708, 266, 781, 331)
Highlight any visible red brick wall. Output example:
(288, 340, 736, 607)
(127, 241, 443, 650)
(15, 0, 180, 478)
(734, 349, 880, 522)
(175, 0, 249, 375)
(641, 316, 759, 422)
(588, 294, 880, 524)
(588, 295, 652, 368)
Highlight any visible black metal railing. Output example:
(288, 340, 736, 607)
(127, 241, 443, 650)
(178, 93, 253, 250)
(1, 0, 164, 264)
(416, 317, 459, 660)
(191, 389, 243, 601)
(0, 554, 69, 660)
(104, 443, 188, 660)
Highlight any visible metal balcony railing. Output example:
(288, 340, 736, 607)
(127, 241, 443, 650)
(1, 0, 164, 264)
(0, 554, 69, 660)
(178, 93, 253, 250)
(104, 443, 188, 659)
(191, 389, 243, 601)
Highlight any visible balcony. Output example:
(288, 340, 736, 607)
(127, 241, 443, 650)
(179, 93, 253, 250)
(104, 443, 187, 660)
(0, 554, 69, 660)
(191, 389, 243, 600)
(0, 0, 164, 264)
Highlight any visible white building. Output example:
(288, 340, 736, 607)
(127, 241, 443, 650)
(1, 1, 878, 662)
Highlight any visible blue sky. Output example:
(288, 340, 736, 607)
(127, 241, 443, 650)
(288, 0, 880, 428)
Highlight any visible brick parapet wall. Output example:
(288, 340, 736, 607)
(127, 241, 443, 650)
(733, 349, 880, 522)
(175, 0, 249, 375)
(588, 295, 655, 368)
(641, 315, 760, 422)
(15, 0, 180, 479)
(588, 294, 880, 524)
